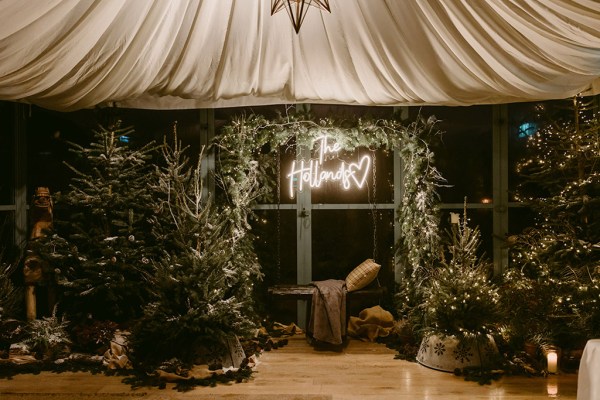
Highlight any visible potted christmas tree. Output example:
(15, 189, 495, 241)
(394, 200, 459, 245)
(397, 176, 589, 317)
(416, 201, 503, 373)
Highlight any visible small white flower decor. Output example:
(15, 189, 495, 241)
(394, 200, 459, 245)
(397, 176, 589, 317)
(416, 200, 502, 372)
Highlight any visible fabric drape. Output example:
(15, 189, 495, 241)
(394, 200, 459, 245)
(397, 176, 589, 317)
(0, 0, 599, 111)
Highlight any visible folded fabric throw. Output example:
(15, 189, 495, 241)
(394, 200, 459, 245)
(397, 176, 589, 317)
(348, 305, 394, 342)
(308, 279, 347, 346)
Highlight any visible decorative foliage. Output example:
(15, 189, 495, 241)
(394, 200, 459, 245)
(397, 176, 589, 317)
(392, 114, 445, 339)
(71, 319, 119, 354)
(0, 256, 23, 357)
(213, 109, 443, 263)
(24, 307, 71, 360)
(396, 114, 445, 279)
(0, 226, 23, 354)
(213, 111, 409, 204)
(0, 260, 21, 322)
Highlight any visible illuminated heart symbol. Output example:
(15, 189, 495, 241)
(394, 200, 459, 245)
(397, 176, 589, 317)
(348, 155, 371, 188)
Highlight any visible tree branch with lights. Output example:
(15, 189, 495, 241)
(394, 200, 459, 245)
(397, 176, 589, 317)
(506, 95, 600, 348)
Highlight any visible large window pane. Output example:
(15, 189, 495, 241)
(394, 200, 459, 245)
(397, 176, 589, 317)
(309, 105, 395, 204)
(508, 98, 581, 201)
(508, 101, 542, 201)
(0, 102, 14, 205)
(413, 106, 493, 204)
(26, 107, 95, 197)
(116, 108, 201, 156)
(0, 211, 15, 261)
(312, 208, 395, 316)
(252, 209, 298, 286)
(311, 209, 394, 285)
(251, 209, 297, 324)
(26, 106, 197, 198)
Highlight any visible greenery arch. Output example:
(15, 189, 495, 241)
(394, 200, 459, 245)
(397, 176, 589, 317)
(212, 111, 446, 285)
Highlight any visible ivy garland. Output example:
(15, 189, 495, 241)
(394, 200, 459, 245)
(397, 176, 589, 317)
(212, 111, 445, 281)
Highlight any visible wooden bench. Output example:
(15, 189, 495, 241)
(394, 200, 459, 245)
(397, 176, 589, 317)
(268, 284, 386, 299)
(267, 284, 387, 320)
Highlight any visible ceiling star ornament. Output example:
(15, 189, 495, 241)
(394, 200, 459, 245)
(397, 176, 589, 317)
(271, 0, 331, 34)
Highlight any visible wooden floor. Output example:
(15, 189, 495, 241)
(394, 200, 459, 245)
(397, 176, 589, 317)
(1, 334, 578, 400)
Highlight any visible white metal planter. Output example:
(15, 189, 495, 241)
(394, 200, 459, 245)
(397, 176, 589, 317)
(416, 333, 499, 372)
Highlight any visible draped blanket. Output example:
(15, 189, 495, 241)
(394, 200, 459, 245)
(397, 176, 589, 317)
(308, 279, 347, 346)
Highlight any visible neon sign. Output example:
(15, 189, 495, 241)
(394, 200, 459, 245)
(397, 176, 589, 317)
(286, 135, 371, 198)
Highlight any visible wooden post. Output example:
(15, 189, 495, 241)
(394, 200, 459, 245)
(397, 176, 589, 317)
(23, 187, 54, 320)
(26, 286, 36, 321)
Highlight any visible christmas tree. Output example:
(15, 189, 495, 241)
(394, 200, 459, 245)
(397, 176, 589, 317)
(35, 123, 159, 322)
(508, 95, 600, 343)
(131, 130, 262, 367)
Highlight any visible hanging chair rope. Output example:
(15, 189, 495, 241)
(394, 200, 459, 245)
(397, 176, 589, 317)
(371, 150, 378, 262)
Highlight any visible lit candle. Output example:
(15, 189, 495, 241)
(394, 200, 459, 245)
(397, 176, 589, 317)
(547, 351, 558, 373)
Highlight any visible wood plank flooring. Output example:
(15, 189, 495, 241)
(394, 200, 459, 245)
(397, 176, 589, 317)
(0, 334, 579, 399)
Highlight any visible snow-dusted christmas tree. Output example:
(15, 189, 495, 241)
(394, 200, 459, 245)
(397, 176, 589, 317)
(131, 130, 262, 367)
(35, 123, 159, 322)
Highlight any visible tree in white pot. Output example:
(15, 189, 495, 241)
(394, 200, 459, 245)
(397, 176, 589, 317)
(417, 201, 503, 374)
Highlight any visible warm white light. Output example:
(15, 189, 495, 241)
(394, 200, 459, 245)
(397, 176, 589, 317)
(286, 136, 372, 198)
(547, 351, 558, 373)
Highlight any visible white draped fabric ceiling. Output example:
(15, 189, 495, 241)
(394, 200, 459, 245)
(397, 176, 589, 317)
(0, 0, 599, 111)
